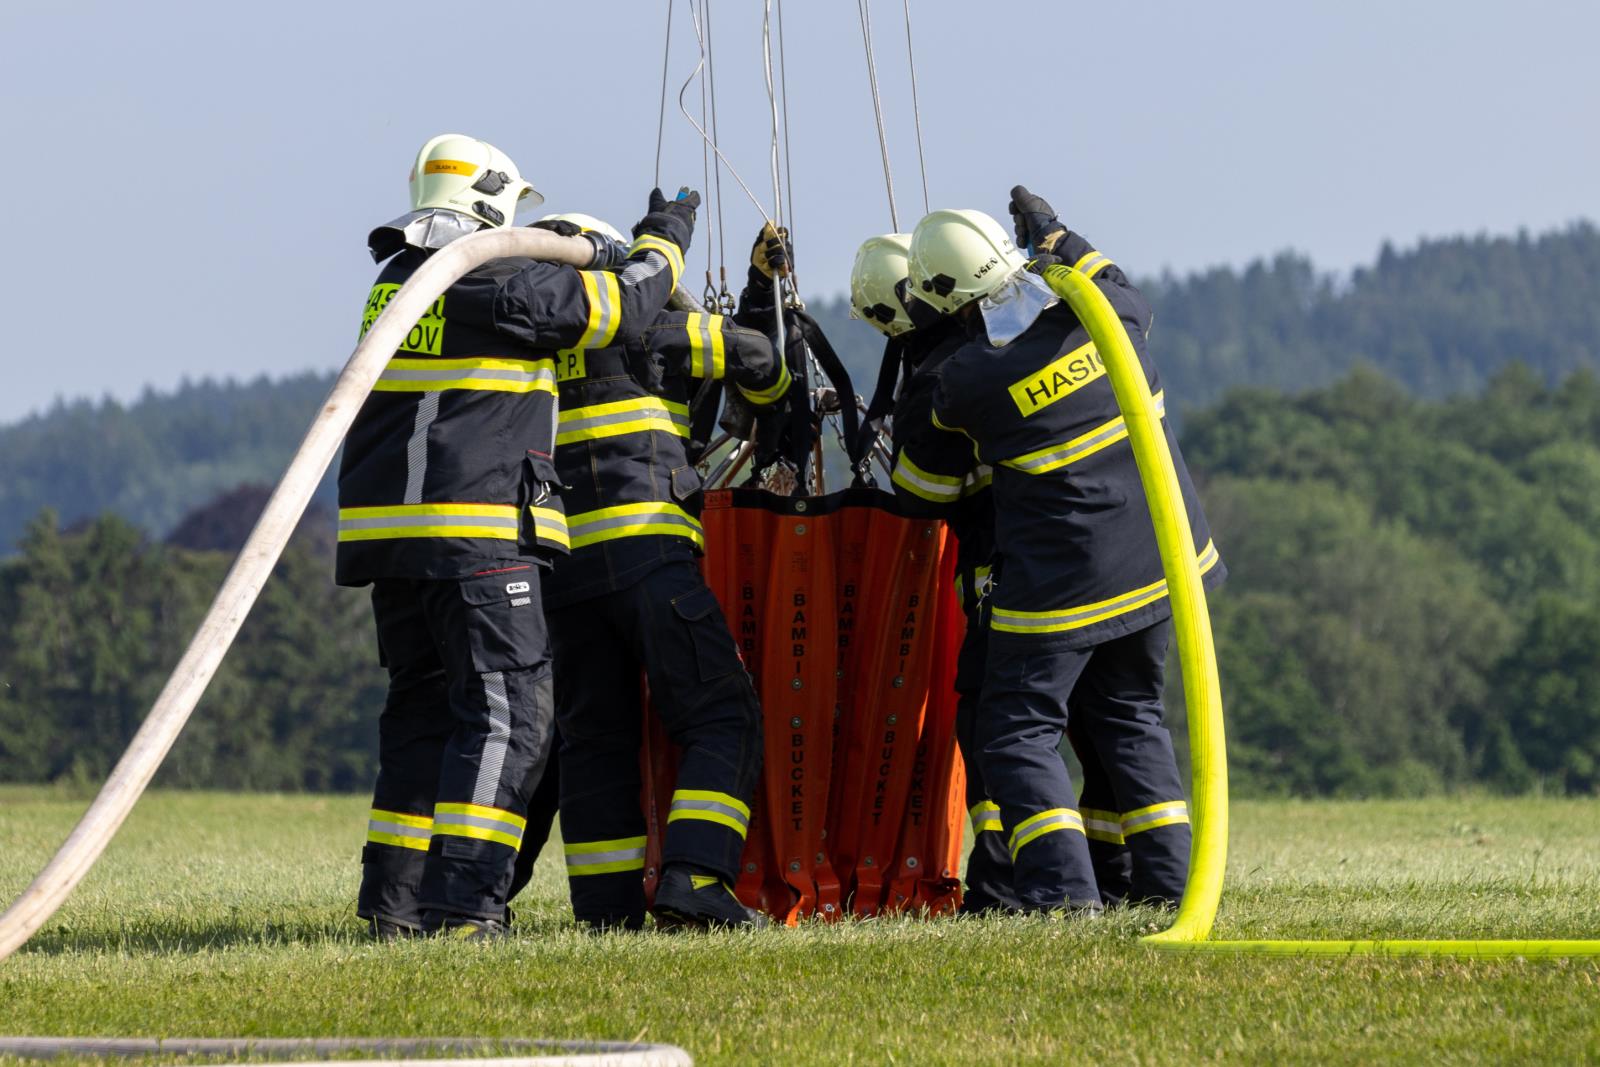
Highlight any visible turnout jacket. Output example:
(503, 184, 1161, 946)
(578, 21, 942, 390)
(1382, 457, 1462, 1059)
(543, 309, 788, 608)
(930, 233, 1225, 649)
(335, 231, 687, 586)
(887, 318, 996, 616)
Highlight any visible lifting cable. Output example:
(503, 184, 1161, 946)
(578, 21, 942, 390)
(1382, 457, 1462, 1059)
(856, 0, 899, 231)
(653, 0, 673, 191)
(901, 0, 930, 214)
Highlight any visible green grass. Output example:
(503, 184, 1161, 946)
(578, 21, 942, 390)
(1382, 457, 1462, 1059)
(2, 788, 1598, 1065)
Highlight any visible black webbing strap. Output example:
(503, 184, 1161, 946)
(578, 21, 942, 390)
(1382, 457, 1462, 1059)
(792, 308, 862, 471)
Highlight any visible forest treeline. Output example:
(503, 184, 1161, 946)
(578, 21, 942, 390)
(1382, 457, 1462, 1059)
(2, 368, 1598, 796)
(4, 223, 1598, 552)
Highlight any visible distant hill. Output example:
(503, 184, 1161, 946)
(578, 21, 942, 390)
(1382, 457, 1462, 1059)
(3, 223, 1597, 550)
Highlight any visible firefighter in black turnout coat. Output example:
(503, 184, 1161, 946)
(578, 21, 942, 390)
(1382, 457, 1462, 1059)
(545, 223, 790, 930)
(850, 233, 1132, 911)
(909, 189, 1225, 912)
(338, 133, 698, 937)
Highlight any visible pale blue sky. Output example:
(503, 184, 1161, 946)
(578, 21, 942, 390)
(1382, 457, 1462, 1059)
(2, 0, 1596, 423)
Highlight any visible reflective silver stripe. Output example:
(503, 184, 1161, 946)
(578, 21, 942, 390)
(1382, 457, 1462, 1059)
(403, 391, 441, 504)
(669, 797, 750, 829)
(434, 810, 522, 836)
(619, 250, 667, 286)
(367, 819, 430, 841)
(1005, 395, 1166, 474)
(1083, 815, 1123, 839)
(379, 365, 557, 387)
(1122, 802, 1189, 833)
(559, 404, 688, 437)
(565, 845, 647, 870)
(992, 584, 1164, 631)
(892, 460, 962, 500)
(338, 513, 518, 532)
(471, 672, 511, 807)
(1009, 811, 1083, 855)
(567, 509, 702, 538)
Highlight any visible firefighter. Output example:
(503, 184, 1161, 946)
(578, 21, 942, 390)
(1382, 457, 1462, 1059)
(340, 133, 699, 939)
(545, 221, 790, 931)
(907, 188, 1225, 911)
(851, 234, 1131, 911)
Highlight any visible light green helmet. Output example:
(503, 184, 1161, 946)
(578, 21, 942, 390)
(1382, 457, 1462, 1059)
(849, 233, 917, 337)
(907, 208, 1026, 315)
(536, 212, 626, 244)
(409, 133, 544, 228)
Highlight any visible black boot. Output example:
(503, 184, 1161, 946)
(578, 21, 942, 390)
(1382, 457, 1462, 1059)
(653, 865, 769, 929)
(423, 910, 509, 941)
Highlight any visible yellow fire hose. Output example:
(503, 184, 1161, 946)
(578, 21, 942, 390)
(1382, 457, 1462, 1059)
(1043, 263, 1600, 959)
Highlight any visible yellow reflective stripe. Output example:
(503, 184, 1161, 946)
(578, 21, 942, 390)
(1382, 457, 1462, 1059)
(367, 808, 433, 851)
(891, 452, 964, 503)
(529, 506, 569, 549)
(337, 503, 520, 543)
(373, 357, 557, 394)
(1001, 392, 1166, 475)
(685, 312, 728, 380)
(1008, 808, 1085, 858)
(1080, 807, 1125, 845)
(556, 396, 691, 444)
(566, 502, 705, 550)
(564, 835, 648, 876)
(630, 234, 685, 288)
(576, 271, 622, 350)
(738, 359, 791, 405)
(1121, 800, 1190, 836)
(990, 540, 1220, 635)
(962, 465, 993, 496)
(969, 800, 1004, 834)
(667, 789, 751, 837)
(432, 802, 526, 850)
(1071, 249, 1115, 279)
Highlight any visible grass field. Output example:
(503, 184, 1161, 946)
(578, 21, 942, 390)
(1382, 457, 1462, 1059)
(2, 788, 1598, 1065)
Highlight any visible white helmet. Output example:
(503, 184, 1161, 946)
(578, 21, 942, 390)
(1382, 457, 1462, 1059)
(907, 209, 1026, 315)
(849, 233, 917, 337)
(536, 212, 626, 244)
(409, 133, 544, 228)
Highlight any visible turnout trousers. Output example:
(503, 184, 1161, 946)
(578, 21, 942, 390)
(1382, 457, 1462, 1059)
(975, 619, 1190, 911)
(958, 608, 1133, 911)
(357, 562, 556, 928)
(549, 559, 763, 929)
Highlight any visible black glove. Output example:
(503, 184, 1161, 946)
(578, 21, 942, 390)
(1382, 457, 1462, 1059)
(632, 186, 701, 253)
(1024, 253, 1063, 275)
(750, 221, 793, 279)
(529, 218, 581, 237)
(1009, 184, 1066, 255)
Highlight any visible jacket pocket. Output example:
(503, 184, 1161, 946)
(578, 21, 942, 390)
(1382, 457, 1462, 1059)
(669, 463, 703, 503)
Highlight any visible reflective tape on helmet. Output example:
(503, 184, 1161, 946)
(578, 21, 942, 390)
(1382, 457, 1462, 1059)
(1001, 392, 1166, 475)
(564, 835, 648, 876)
(990, 540, 1219, 636)
(1008, 807, 1085, 860)
(891, 452, 964, 503)
(367, 808, 433, 851)
(1121, 800, 1190, 836)
(432, 802, 527, 850)
(1081, 807, 1125, 845)
(373, 356, 558, 394)
(629, 234, 686, 289)
(337, 503, 520, 543)
(685, 312, 727, 380)
(576, 270, 623, 351)
(565, 501, 705, 550)
(666, 788, 751, 837)
(556, 396, 691, 445)
(969, 800, 1004, 835)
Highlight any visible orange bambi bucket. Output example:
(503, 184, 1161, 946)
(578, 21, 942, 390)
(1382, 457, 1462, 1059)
(643, 487, 966, 923)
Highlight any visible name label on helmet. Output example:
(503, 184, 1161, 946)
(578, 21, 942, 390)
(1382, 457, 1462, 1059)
(361, 284, 446, 355)
(423, 159, 476, 177)
(1008, 341, 1104, 417)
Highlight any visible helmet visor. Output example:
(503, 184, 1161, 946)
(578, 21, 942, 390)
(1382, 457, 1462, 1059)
(512, 185, 547, 225)
(979, 269, 1058, 346)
